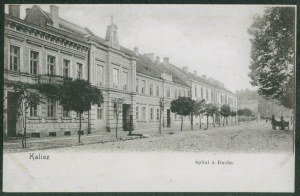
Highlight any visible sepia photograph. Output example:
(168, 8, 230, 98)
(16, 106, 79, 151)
(3, 3, 296, 192)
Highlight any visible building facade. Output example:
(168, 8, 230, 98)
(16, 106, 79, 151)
(4, 5, 237, 138)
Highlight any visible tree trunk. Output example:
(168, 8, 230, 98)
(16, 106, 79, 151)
(191, 112, 194, 130)
(199, 114, 202, 129)
(212, 115, 215, 127)
(23, 110, 27, 148)
(159, 109, 162, 134)
(235, 116, 237, 125)
(218, 115, 220, 127)
(78, 113, 82, 143)
(181, 115, 183, 131)
(206, 115, 209, 129)
(223, 116, 225, 126)
(116, 111, 118, 139)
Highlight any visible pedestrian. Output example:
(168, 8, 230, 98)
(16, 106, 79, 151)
(266, 117, 268, 123)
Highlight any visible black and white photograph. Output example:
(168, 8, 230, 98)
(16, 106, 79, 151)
(3, 3, 296, 192)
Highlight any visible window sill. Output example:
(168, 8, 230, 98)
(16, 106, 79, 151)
(62, 117, 72, 120)
(46, 117, 57, 120)
(28, 117, 41, 120)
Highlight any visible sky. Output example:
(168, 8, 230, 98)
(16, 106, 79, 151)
(6, 4, 268, 92)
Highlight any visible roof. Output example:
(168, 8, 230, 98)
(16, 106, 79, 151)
(137, 55, 189, 87)
(163, 62, 235, 95)
(35, 5, 91, 36)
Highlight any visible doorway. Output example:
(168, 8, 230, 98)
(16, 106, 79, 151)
(122, 104, 131, 131)
(167, 109, 171, 127)
(7, 92, 18, 137)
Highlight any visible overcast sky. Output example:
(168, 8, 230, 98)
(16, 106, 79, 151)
(6, 4, 268, 92)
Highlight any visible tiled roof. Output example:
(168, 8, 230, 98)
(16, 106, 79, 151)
(41, 9, 91, 36)
(137, 55, 189, 87)
(164, 62, 235, 95)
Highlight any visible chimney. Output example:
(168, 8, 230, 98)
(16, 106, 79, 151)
(50, 5, 59, 28)
(193, 70, 197, 76)
(134, 47, 139, 56)
(202, 74, 207, 79)
(182, 66, 189, 74)
(163, 57, 169, 64)
(144, 53, 155, 62)
(25, 8, 31, 16)
(155, 56, 160, 64)
(9, 5, 20, 18)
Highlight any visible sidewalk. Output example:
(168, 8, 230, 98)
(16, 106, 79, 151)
(3, 126, 178, 153)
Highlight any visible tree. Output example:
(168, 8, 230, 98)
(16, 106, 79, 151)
(204, 103, 218, 129)
(159, 98, 164, 134)
(220, 104, 231, 126)
(59, 79, 104, 143)
(8, 81, 44, 148)
(237, 109, 244, 124)
(248, 7, 295, 109)
(192, 99, 206, 129)
(230, 111, 237, 125)
(244, 108, 252, 121)
(170, 97, 193, 131)
(111, 98, 124, 139)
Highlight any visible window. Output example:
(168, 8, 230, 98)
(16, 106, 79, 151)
(175, 89, 178, 98)
(63, 108, 69, 117)
(195, 87, 197, 97)
(97, 107, 103, 119)
(156, 109, 160, 120)
(206, 89, 208, 100)
(63, 59, 70, 78)
(179, 90, 181, 97)
(141, 80, 146, 94)
(211, 91, 214, 102)
(10, 45, 20, 71)
(201, 87, 203, 99)
(225, 95, 227, 104)
(156, 84, 159, 96)
(77, 63, 83, 79)
(47, 55, 55, 75)
(150, 108, 154, 120)
(136, 106, 139, 120)
(29, 104, 37, 117)
(136, 78, 139, 92)
(113, 68, 119, 88)
(149, 83, 153, 95)
(30, 51, 39, 75)
(167, 86, 170, 97)
(142, 107, 146, 121)
(183, 91, 186, 97)
(123, 72, 128, 90)
(175, 113, 177, 120)
(47, 97, 56, 117)
(96, 65, 103, 86)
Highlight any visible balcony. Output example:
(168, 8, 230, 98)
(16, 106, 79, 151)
(37, 74, 71, 84)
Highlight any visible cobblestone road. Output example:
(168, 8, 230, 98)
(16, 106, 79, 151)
(44, 120, 293, 153)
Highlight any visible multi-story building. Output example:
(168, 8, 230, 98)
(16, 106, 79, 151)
(4, 5, 237, 138)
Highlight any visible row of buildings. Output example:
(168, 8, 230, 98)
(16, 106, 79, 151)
(4, 5, 237, 138)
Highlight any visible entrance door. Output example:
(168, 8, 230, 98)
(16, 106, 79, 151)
(167, 109, 171, 127)
(122, 104, 131, 131)
(7, 92, 18, 137)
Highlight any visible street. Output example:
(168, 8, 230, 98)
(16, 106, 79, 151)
(17, 120, 293, 153)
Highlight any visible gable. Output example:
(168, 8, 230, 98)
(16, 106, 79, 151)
(25, 5, 49, 27)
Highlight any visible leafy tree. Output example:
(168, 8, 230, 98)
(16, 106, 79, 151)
(220, 104, 231, 126)
(111, 98, 124, 139)
(159, 98, 164, 134)
(243, 108, 252, 121)
(204, 103, 218, 129)
(170, 97, 193, 131)
(8, 81, 44, 148)
(230, 111, 237, 125)
(192, 99, 206, 129)
(237, 109, 244, 124)
(248, 7, 295, 109)
(60, 79, 104, 143)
